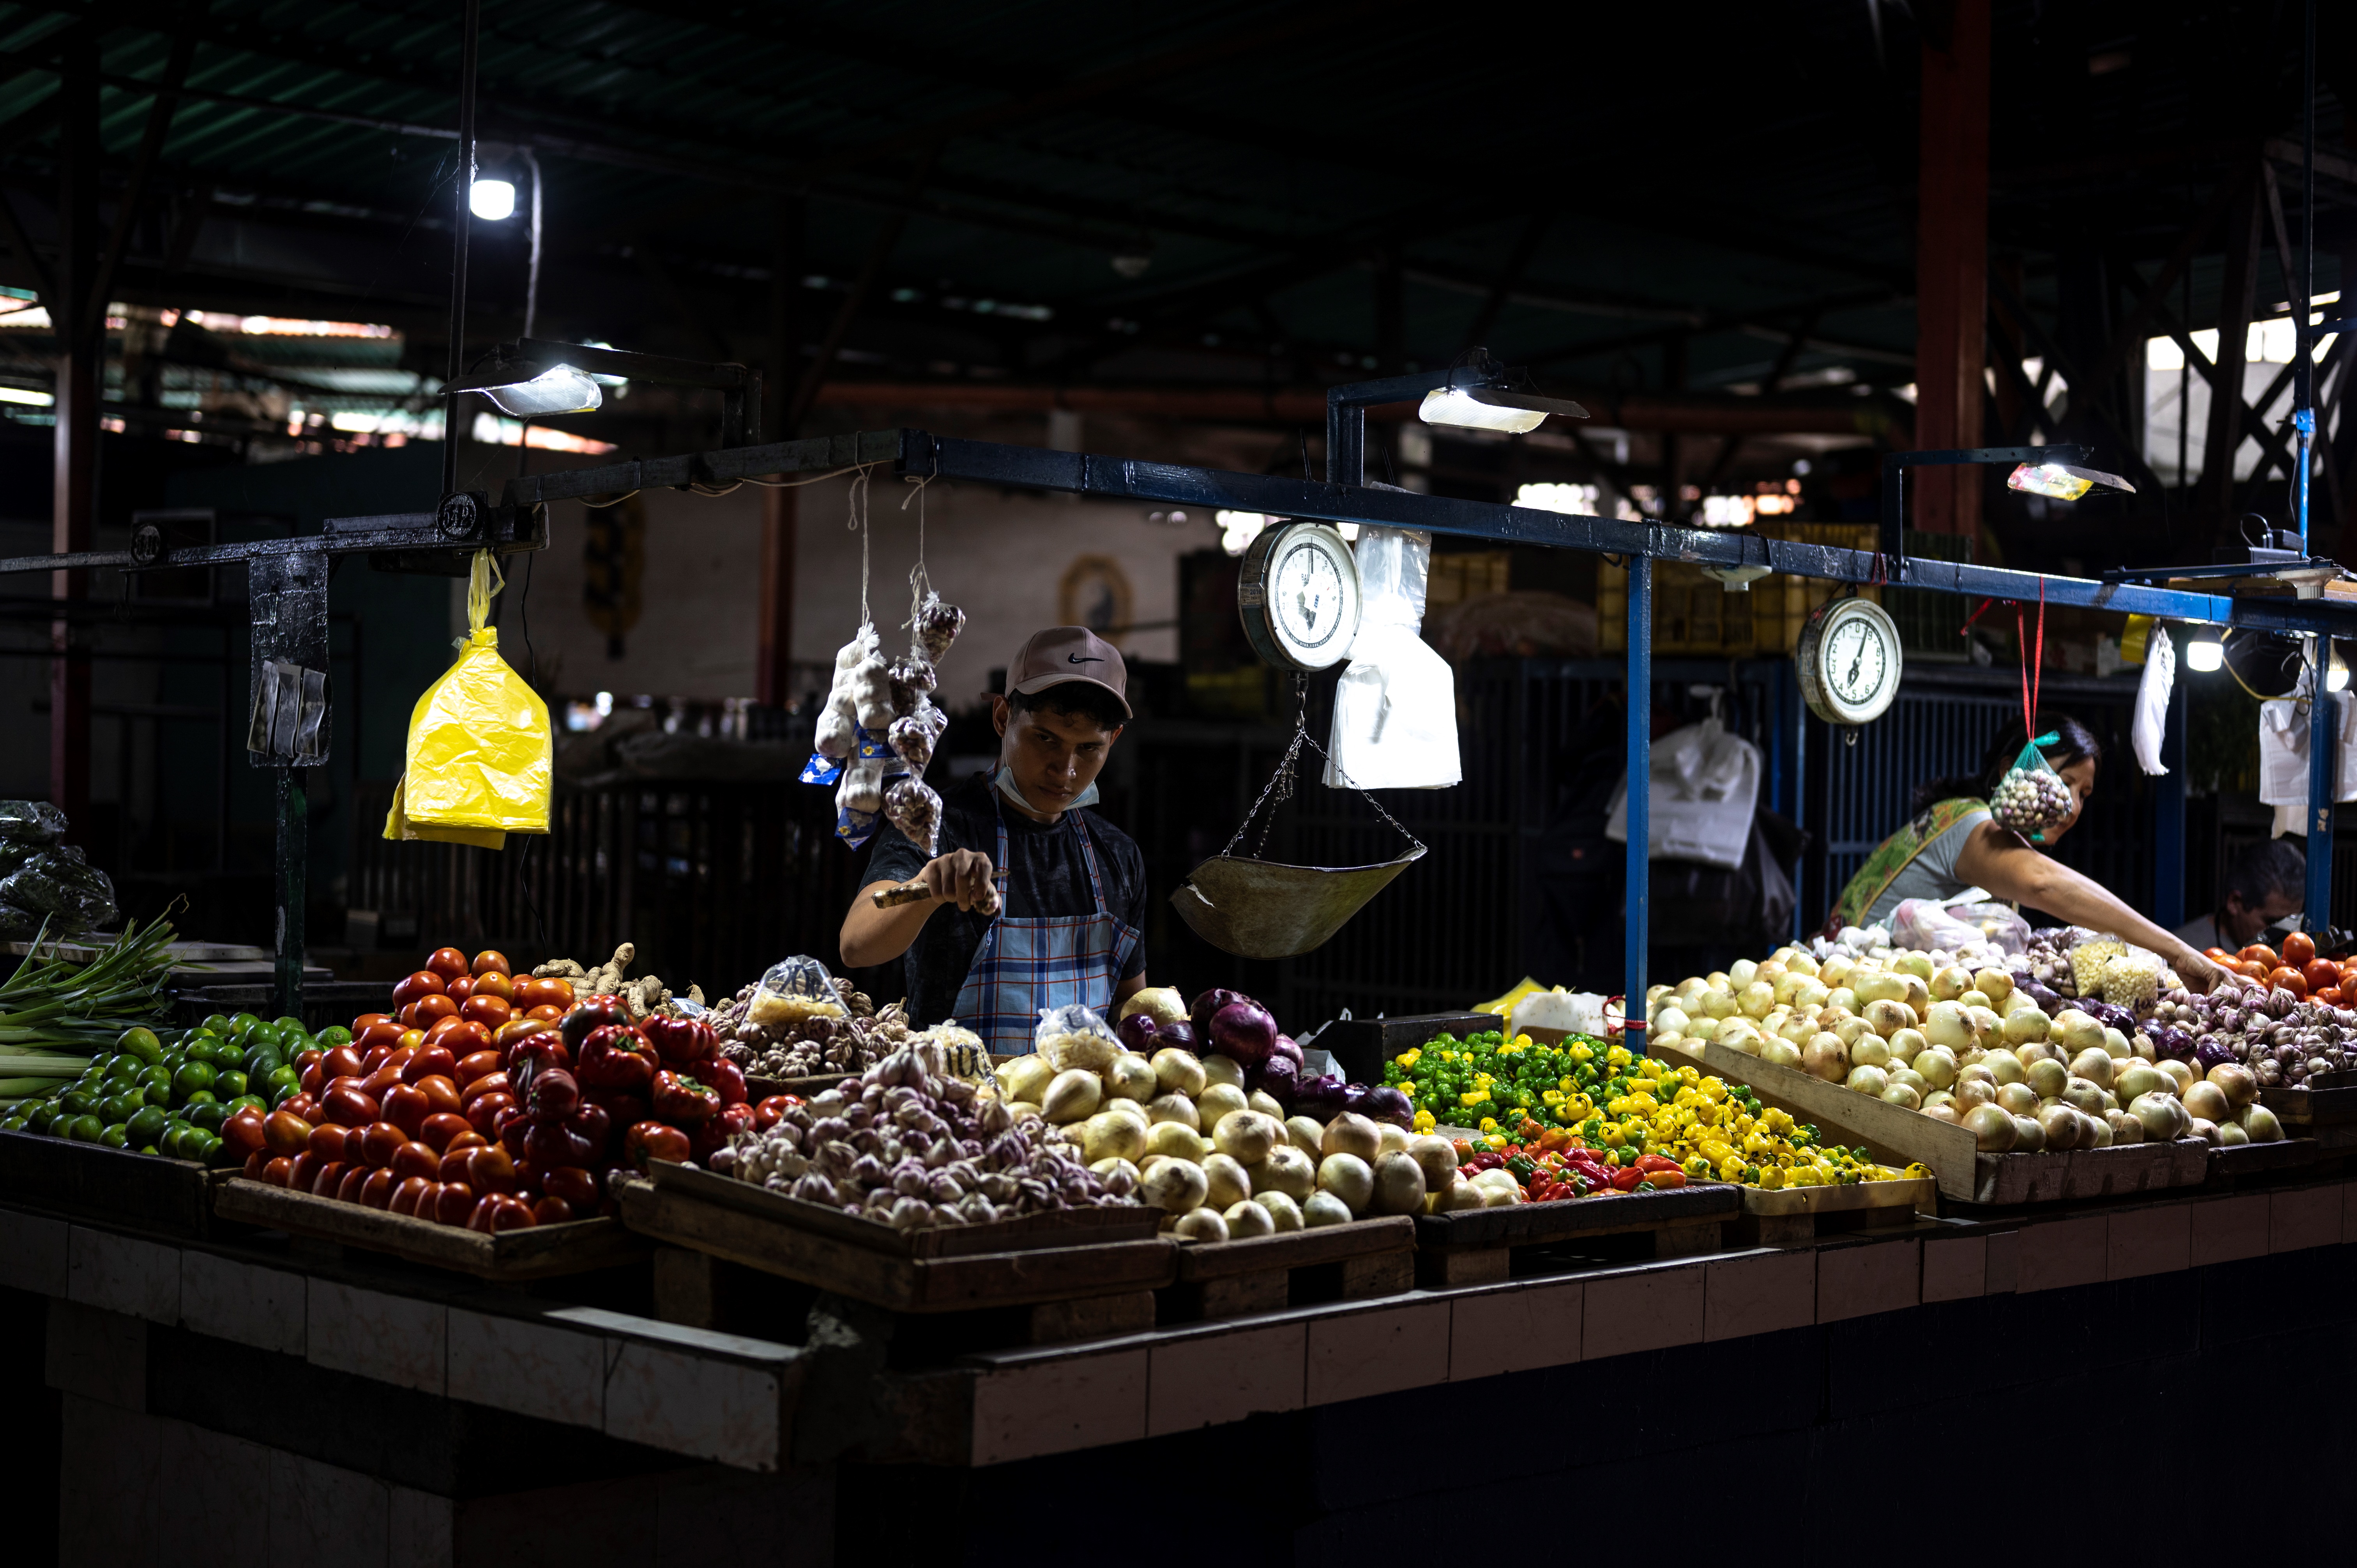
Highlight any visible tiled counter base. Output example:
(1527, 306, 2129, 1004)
(9, 1180, 2357, 1563)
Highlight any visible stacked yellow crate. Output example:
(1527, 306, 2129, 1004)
(1598, 521, 1878, 654)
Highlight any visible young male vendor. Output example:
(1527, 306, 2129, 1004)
(839, 626, 1150, 1050)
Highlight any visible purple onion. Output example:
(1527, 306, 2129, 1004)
(1155, 1019, 1198, 1054)
(2079, 999, 2134, 1033)
(1293, 1074, 1350, 1119)
(1270, 1034, 1304, 1070)
(1209, 1000, 1278, 1069)
(1189, 988, 1251, 1037)
(1358, 1084, 1414, 1128)
(2146, 1024, 2193, 1061)
(1115, 1012, 1159, 1053)
(1246, 1053, 1300, 1109)
(2195, 1038, 2238, 1071)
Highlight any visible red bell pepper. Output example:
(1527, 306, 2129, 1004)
(625, 1119, 693, 1168)
(753, 1094, 802, 1130)
(559, 994, 629, 1052)
(643, 1015, 716, 1067)
(503, 1031, 572, 1075)
(526, 1065, 582, 1123)
(575, 1024, 656, 1093)
(650, 1068, 718, 1123)
(1610, 1164, 1646, 1192)
(687, 1055, 748, 1107)
(581, 1087, 648, 1132)
(1634, 1153, 1681, 1175)
(1641, 1168, 1687, 1188)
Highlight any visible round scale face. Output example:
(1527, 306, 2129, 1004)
(1239, 523, 1361, 671)
(1800, 598, 1903, 726)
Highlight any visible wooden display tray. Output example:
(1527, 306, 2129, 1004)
(648, 1159, 1163, 1257)
(1656, 1035, 2212, 1205)
(2203, 1136, 2324, 1182)
(213, 1178, 650, 1280)
(1735, 1175, 1938, 1243)
(617, 1167, 1176, 1313)
(1169, 1215, 1413, 1319)
(0, 1127, 232, 1239)
(2258, 1069, 2357, 1127)
(1411, 1182, 1739, 1287)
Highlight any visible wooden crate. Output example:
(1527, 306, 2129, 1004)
(1317, 1012, 1500, 1085)
(213, 1178, 650, 1280)
(1657, 1034, 2211, 1205)
(1735, 1176, 1937, 1245)
(618, 1161, 1175, 1314)
(0, 1128, 231, 1240)
(1410, 1183, 1739, 1287)
(1167, 1216, 1413, 1320)
(2259, 1069, 2357, 1127)
(1600, 521, 1877, 655)
(2203, 1136, 2325, 1184)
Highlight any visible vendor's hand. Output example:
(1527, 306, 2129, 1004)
(922, 849, 999, 913)
(2169, 944, 2231, 995)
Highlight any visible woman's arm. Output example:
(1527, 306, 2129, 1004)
(1954, 822, 2230, 992)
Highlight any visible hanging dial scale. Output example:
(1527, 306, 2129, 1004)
(1238, 521, 1362, 672)
(1797, 595, 1903, 727)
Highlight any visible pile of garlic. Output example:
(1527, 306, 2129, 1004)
(1647, 945, 2284, 1151)
(997, 1037, 1487, 1244)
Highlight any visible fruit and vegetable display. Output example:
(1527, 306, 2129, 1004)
(1646, 923, 2288, 1150)
(1390, 1032, 1915, 1190)
(711, 1044, 1130, 1229)
(714, 955, 912, 1079)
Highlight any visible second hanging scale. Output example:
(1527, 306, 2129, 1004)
(1170, 521, 1424, 960)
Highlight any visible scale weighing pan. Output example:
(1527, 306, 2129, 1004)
(1170, 846, 1425, 959)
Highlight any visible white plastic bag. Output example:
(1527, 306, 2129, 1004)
(2131, 625, 2173, 776)
(1603, 716, 1761, 870)
(1324, 526, 1461, 790)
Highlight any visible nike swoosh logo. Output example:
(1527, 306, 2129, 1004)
(1067, 654, 1104, 664)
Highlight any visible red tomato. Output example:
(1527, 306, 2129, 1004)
(294, 1047, 325, 1073)
(2270, 966, 2310, 998)
(391, 969, 447, 1007)
(460, 994, 512, 1031)
(415, 1075, 463, 1118)
(469, 1194, 535, 1233)
(391, 1140, 442, 1181)
(454, 1049, 503, 1086)
(382, 1083, 431, 1136)
(444, 1128, 488, 1158)
(437, 1148, 476, 1185)
(525, 1004, 566, 1024)
(359, 1121, 408, 1168)
(337, 1164, 374, 1203)
(263, 1155, 295, 1187)
(438, 1021, 493, 1059)
(319, 1045, 364, 1082)
(445, 974, 475, 1003)
(307, 1122, 353, 1163)
(2242, 943, 2281, 971)
(409, 993, 458, 1028)
(542, 1165, 600, 1211)
(223, 1107, 270, 1158)
(418, 1112, 473, 1152)
(357, 1019, 406, 1052)
(2237, 959, 2269, 981)
(425, 946, 472, 983)
(2205, 947, 2237, 964)
(470, 971, 514, 1004)
(362, 1059, 410, 1099)
(2320, 987, 2345, 1007)
(515, 976, 573, 1011)
(493, 1017, 546, 1050)
(299, 1061, 327, 1097)
(351, 1012, 390, 1031)
(404, 1044, 458, 1084)
(531, 1195, 576, 1225)
(432, 1181, 477, 1225)
(358, 1168, 397, 1208)
(472, 949, 511, 978)
(753, 1095, 802, 1130)
(2303, 959, 2338, 993)
(466, 1092, 514, 1139)
(459, 1070, 511, 1109)
(240, 1148, 269, 1180)
(467, 1144, 520, 1194)
(264, 1110, 313, 1158)
(389, 1176, 433, 1217)
(2283, 931, 2318, 968)
(309, 1160, 348, 1197)
(322, 1082, 381, 1128)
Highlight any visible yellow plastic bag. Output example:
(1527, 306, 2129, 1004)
(384, 551, 551, 839)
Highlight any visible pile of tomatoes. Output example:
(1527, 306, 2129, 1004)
(2204, 930, 2351, 1004)
(228, 945, 777, 1235)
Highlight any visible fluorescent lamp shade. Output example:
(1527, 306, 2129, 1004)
(470, 178, 517, 221)
(2006, 461, 2136, 501)
(1420, 386, 1545, 434)
(477, 364, 602, 417)
(2184, 627, 2224, 673)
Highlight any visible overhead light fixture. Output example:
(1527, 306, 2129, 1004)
(2184, 624, 2224, 673)
(1419, 385, 1590, 435)
(451, 362, 602, 417)
(1111, 235, 1154, 279)
(470, 178, 517, 221)
(2331, 648, 2350, 694)
(2006, 460, 2135, 501)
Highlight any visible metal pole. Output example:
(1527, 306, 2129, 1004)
(1623, 554, 1651, 1037)
(274, 768, 307, 1021)
(440, 0, 481, 496)
(2300, 0, 2330, 936)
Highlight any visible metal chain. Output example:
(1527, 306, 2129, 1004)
(1217, 674, 1426, 861)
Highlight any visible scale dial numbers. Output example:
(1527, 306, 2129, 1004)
(1797, 597, 1903, 727)
(1237, 522, 1363, 673)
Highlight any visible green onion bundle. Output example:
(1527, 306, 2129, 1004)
(0, 911, 179, 1102)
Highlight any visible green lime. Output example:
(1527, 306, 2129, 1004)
(159, 1121, 193, 1159)
(106, 1057, 145, 1086)
(316, 1025, 353, 1049)
(99, 1123, 128, 1148)
(215, 1069, 248, 1101)
(230, 1012, 261, 1037)
(1, 1113, 26, 1134)
(272, 1014, 303, 1033)
(58, 1086, 97, 1117)
(65, 1113, 104, 1142)
(116, 1026, 163, 1062)
(99, 1092, 140, 1125)
(143, 1082, 172, 1107)
(182, 1088, 217, 1109)
(243, 1044, 284, 1076)
(201, 1014, 232, 1036)
(226, 1095, 267, 1116)
(187, 1101, 226, 1133)
(24, 1101, 58, 1135)
(265, 1063, 300, 1097)
(269, 1079, 300, 1108)
(170, 1061, 216, 1100)
(127, 1105, 168, 1145)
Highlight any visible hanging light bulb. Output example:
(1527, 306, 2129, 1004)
(470, 178, 517, 221)
(2331, 643, 2351, 694)
(2184, 625, 2224, 673)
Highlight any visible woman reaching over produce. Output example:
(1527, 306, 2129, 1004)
(1826, 715, 2226, 994)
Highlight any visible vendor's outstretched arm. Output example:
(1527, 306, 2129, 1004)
(839, 848, 995, 968)
(1955, 823, 2229, 992)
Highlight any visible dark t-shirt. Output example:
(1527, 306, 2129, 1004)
(862, 772, 1150, 1027)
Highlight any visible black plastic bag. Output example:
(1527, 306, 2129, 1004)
(0, 844, 118, 930)
(0, 901, 44, 942)
(0, 800, 67, 844)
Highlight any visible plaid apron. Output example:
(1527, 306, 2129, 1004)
(951, 798, 1143, 1052)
